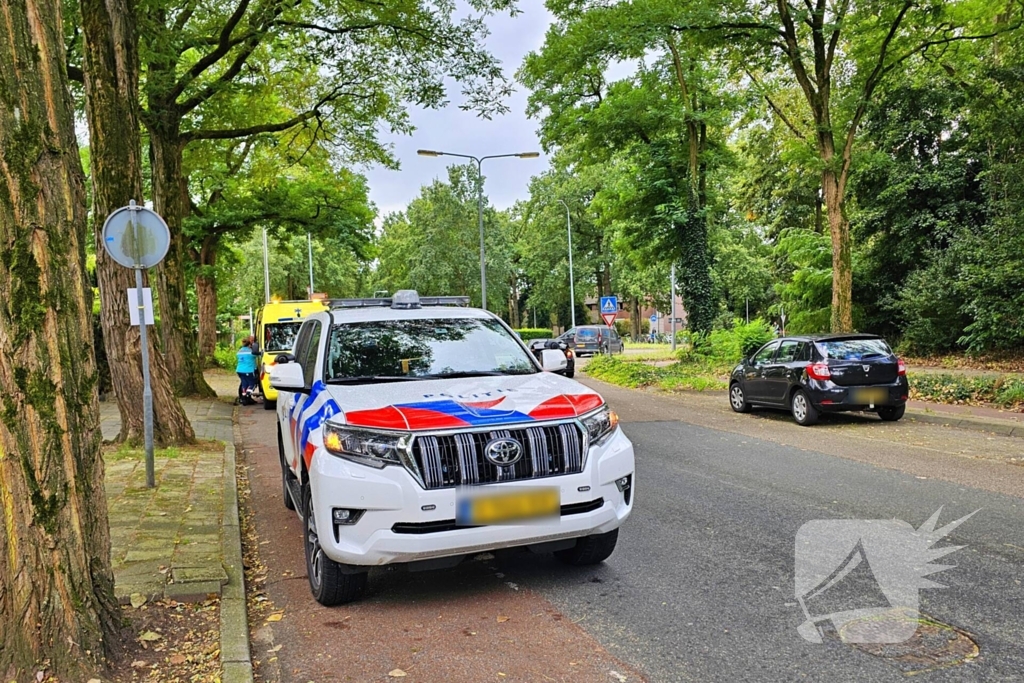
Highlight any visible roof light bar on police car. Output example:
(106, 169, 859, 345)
(327, 291, 471, 310)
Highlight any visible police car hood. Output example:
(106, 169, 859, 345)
(315, 372, 604, 431)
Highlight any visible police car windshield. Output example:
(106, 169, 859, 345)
(264, 322, 303, 352)
(324, 318, 536, 381)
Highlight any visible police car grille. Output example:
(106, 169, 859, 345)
(411, 423, 585, 489)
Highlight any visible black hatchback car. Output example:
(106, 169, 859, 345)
(728, 334, 909, 426)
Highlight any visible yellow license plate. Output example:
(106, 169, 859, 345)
(457, 487, 560, 526)
(852, 388, 888, 405)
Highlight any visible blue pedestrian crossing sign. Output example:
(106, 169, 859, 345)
(649, 314, 658, 324)
(600, 296, 618, 314)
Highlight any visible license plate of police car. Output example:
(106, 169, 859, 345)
(457, 487, 559, 525)
(852, 387, 888, 405)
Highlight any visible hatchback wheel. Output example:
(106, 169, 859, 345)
(790, 389, 819, 426)
(878, 405, 906, 422)
(729, 383, 751, 413)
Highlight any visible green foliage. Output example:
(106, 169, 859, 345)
(372, 165, 513, 314)
(212, 344, 237, 370)
(514, 328, 553, 341)
(908, 373, 1024, 408)
(687, 319, 775, 364)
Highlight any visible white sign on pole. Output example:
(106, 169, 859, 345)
(127, 288, 155, 325)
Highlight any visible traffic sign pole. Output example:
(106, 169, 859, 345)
(128, 201, 156, 488)
(103, 199, 170, 489)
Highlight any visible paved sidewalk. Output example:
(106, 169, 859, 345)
(100, 397, 234, 442)
(101, 397, 235, 603)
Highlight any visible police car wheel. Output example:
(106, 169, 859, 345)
(554, 529, 618, 566)
(278, 428, 296, 511)
(302, 480, 367, 606)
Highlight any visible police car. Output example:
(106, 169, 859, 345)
(270, 291, 635, 605)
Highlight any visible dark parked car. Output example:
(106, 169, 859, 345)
(728, 334, 909, 426)
(572, 325, 624, 356)
(528, 338, 575, 378)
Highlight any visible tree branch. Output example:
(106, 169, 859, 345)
(183, 111, 317, 142)
(745, 69, 806, 140)
(167, 0, 254, 102)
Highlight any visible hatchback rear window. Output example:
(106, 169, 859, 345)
(576, 329, 598, 340)
(815, 338, 892, 360)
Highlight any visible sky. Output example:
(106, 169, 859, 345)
(362, 0, 555, 220)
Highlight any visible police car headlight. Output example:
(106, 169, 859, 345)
(581, 405, 619, 446)
(323, 423, 409, 469)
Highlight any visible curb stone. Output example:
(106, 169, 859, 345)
(220, 411, 254, 683)
(905, 410, 1023, 438)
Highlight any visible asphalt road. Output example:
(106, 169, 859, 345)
(237, 376, 1024, 682)
(495, 378, 1024, 682)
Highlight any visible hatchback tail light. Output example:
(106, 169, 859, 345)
(897, 358, 907, 376)
(806, 362, 831, 381)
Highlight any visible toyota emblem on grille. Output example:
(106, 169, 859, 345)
(863, 364, 871, 372)
(484, 438, 523, 467)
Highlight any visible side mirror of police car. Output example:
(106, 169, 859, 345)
(270, 362, 307, 393)
(540, 349, 567, 372)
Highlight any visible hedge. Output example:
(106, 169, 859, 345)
(515, 328, 555, 341)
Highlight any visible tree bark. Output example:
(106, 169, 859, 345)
(823, 170, 854, 332)
(0, 0, 121, 675)
(149, 128, 215, 396)
(81, 0, 196, 445)
(196, 235, 219, 366)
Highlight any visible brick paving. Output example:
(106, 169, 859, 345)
(100, 387, 235, 603)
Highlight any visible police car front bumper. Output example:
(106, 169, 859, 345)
(308, 427, 634, 567)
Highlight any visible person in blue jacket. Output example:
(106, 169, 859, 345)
(236, 339, 258, 403)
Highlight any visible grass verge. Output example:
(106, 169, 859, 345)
(584, 355, 730, 392)
(908, 372, 1024, 409)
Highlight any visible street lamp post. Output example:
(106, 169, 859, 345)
(557, 199, 576, 329)
(418, 149, 539, 310)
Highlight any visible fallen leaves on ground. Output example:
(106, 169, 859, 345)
(107, 598, 220, 683)
(388, 669, 408, 678)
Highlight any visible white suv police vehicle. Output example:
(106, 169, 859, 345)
(270, 291, 635, 605)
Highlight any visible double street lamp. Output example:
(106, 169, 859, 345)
(418, 149, 539, 310)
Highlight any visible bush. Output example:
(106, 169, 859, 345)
(213, 344, 237, 370)
(735, 319, 776, 359)
(515, 328, 554, 341)
(686, 318, 774, 364)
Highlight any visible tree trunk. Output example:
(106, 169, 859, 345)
(631, 296, 640, 341)
(149, 129, 214, 396)
(0, 0, 121, 675)
(81, 0, 196, 445)
(196, 236, 219, 366)
(823, 170, 854, 332)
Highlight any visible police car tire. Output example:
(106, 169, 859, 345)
(277, 427, 296, 511)
(263, 399, 276, 410)
(302, 481, 367, 606)
(554, 529, 618, 566)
